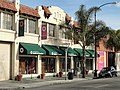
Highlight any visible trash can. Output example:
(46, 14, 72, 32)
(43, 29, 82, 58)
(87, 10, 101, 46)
(68, 69, 73, 80)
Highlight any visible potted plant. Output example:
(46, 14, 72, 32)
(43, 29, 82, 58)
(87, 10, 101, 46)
(15, 74, 22, 81)
(59, 71, 63, 77)
(37, 75, 40, 78)
(41, 73, 45, 79)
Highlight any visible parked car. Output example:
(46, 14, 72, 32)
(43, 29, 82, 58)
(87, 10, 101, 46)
(98, 66, 117, 78)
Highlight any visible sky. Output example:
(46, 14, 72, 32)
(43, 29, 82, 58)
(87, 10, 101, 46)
(20, 0, 120, 30)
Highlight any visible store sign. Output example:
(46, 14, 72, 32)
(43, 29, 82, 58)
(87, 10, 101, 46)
(30, 51, 44, 54)
(51, 52, 58, 55)
(41, 23, 47, 40)
(68, 53, 77, 56)
(97, 51, 105, 71)
(20, 48, 24, 53)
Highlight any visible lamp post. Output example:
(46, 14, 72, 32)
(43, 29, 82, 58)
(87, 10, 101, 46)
(64, 42, 70, 80)
(94, 2, 117, 78)
(65, 48, 68, 80)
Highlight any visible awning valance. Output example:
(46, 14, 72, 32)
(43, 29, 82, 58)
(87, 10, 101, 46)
(86, 50, 95, 57)
(19, 43, 46, 55)
(60, 47, 78, 56)
(74, 48, 90, 57)
(42, 45, 64, 55)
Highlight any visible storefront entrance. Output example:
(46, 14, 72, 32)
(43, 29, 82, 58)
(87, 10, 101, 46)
(108, 52, 115, 68)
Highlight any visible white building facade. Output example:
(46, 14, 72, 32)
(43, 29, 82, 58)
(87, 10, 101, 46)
(0, 0, 98, 81)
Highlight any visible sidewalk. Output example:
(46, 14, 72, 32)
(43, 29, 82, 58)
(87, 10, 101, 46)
(0, 75, 92, 90)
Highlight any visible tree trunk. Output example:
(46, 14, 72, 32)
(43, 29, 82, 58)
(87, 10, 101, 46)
(82, 37, 86, 78)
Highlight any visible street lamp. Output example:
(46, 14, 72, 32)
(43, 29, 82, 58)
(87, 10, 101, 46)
(94, 2, 117, 78)
(63, 42, 70, 80)
(65, 47, 68, 80)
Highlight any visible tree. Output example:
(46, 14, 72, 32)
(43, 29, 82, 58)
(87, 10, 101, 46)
(64, 5, 111, 78)
(106, 29, 120, 52)
(74, 5, 96, 78)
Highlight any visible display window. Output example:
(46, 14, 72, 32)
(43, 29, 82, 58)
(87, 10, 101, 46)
(42, 58, 55, 73)
(59, 58, 71, 72)
(86, 59, 93, 70)
(19, 57, 36, 74)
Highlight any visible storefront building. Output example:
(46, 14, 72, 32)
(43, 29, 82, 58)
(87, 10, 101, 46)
(0, 0, 110, 81)
(96, 38, 115, 72)
(0, 0, 17, 81)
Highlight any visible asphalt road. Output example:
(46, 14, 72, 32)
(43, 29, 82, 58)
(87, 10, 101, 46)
(22, 77, 120, 90)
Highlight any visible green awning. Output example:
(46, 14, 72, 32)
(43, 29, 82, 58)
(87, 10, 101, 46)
(86, 50, 95, 57)
(74, 48, 90, 57)
(19, 43, 46, 55)
(60, 47, 78, 56)
(42, 45, 64, 55)
(52, 46, 64, 55)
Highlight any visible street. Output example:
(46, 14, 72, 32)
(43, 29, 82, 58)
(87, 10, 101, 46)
(21, 76, 120, 90)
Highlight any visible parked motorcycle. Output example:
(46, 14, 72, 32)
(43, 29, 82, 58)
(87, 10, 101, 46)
(98, 66, 117, 78)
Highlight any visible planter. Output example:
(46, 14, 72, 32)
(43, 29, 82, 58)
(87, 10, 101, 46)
(15, 75, 22, 81)
(37, 75, 40, 78)
(59, 72, 63, 77)
(41, 73, 45, 79)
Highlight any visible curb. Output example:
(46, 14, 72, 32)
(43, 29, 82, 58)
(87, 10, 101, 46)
(0, 78, 92, 90)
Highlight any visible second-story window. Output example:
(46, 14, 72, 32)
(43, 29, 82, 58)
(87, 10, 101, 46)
(28, 19, 37, 34)
(59, 27, 66, 39)
(49, 23, 55, 37)
(19, 17, 27, 32)
(3, 12, 13, 30)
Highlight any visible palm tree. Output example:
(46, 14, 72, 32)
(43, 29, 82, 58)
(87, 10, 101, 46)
(74, 5, 97, 78)
(106, 29, 120, 52)
(64, 5, 111, 78)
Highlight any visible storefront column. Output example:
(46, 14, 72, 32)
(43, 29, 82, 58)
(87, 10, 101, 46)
(104, 52, 107, 67)
(55, 56, 59, 73)
(11, 0, 20, 79)
(37, 55, 42, 74)
(106, 51, 108, 67)
(93, 58, 95, 70)
(115, 53, 120, 71)
(12, 42, 19, 79)
(70, 57, 74, 69)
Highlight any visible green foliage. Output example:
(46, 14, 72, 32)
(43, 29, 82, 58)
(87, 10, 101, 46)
(61, 5, 110, 47)
(106, 29, 120, 52)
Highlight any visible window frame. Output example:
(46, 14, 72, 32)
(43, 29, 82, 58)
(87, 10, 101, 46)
(48, 23, 56, 37)
(59, 26, 66, 39)
(28, 19, 37, 34)
(19, 15, 38, 34)
(2, 11, 14, 30)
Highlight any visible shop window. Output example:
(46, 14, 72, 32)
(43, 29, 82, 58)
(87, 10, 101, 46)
(59, 58, 71, 72)
(67, 58, 71, 70)
(19, 57, 36, 74)
(86, 59, 93, 70)
(42, 58, 55, 73)
(59, 58, 65, 72)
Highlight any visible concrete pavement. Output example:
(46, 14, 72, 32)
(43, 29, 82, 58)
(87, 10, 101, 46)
(0, 76, 92, 90)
